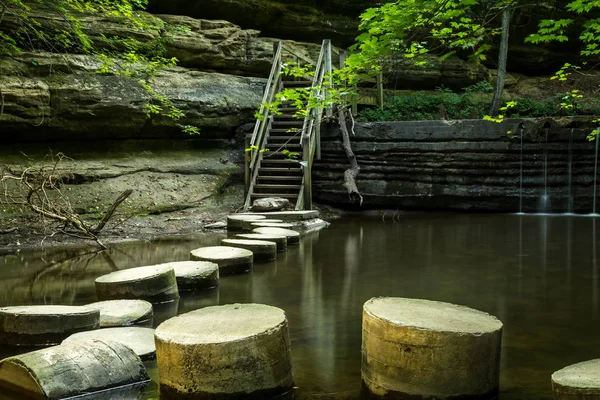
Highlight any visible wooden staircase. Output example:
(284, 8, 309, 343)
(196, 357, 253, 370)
(244, 41, 335, 210)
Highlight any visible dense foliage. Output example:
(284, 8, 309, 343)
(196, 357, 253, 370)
(358, 84, 600, 122)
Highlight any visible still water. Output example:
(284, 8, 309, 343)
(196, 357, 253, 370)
(0, 213, 599, 400)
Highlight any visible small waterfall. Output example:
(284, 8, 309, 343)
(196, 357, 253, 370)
(594, 131, 600, 214)
(567, 128, 574, 214)
(538, 127, 551, 213)
(519, 124, 524, 214)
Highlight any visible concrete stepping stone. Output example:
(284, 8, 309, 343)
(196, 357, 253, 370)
(236, 233, 288, 253)
(227, 214, 266, 230)
(250, 222, 296, 230)
(155, 303, 293, 399)
(95, 265, 179, 304)
(87, 300, 153, 327)
(167, 261, 219, 291)
(362, 297, 503, 400)
(221, 238, 277, 262)
(0, 339, 149, 399)
(0, 305, 100, 346)
(63, 327, 156, 360)
(190, 246, 253, 275)
(253, 227, 300, 244)
(241, 218, 283, 231)
(254, 210, 319, 221)
(552, 359, 600, 399)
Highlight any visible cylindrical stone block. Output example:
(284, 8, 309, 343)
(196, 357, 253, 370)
(236, 233, 288, 253)
(552, 359, 600, 400)
(240, 219, 283, 231)
(87, 300, 153, 327)
(250, 222, 296, 230)
(63, 327, 156, 360)
(227, 214, 266, 230)
(190, 246, 253, 275)
(95, 265, 179, 303)
(221, 238, 277, 262)
(362, 297, 503, 399)
(253, 227, 300, 244)
(155, 303, 294, 399)
(0, 305, 100, 346)
(0, 339, 149, 399)
(161, 261, 220, 291)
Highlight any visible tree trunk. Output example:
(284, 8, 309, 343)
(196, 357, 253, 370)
(338, 107, 363, 205)
(489, 7, 511, 117)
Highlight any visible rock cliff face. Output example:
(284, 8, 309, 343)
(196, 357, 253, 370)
(0, 53, 265, 142)
(314, 118, 599, 213)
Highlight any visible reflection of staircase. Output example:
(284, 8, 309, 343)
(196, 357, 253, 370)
(243, 41, 334, 210)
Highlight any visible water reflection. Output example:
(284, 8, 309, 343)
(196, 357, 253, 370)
(1, 216, 600, 399)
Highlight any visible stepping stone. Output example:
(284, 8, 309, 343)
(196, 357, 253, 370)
(0, 339, 149, 399)
(236, 233, 288, 252)
(254, 210, 319, 221)
(227, 214, 266, 230)
(253, 227, 301, 244)
(63, 327, 156, 360)
(362, 297, 503, 400)
(190, 246, 253, 275)
(87, 300, 153, 327)
(251, 222, 296, 230)
(552, 359, 600, 399)
(155, 303, 293, 399)
(221, 238, 277, 262)
(95, 265, 179, 304)
(241, 218, 283, 231)
(0, 305, 100, 346)
(166, 261, 219, 291)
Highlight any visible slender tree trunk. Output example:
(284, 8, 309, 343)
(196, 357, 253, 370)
(338, 107, 363, 205)
(489, 7, 511, 117)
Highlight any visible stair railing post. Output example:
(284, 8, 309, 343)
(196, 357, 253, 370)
(244, 134, 251, 198)
(302, 134, 313, 210)
(324, 39, 333, 118)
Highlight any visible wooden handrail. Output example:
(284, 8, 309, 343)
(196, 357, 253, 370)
(244, 42, 283, 208)
(295, 39, 332, 210)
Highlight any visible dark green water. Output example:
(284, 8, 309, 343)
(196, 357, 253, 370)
(0, 213, 599, 399)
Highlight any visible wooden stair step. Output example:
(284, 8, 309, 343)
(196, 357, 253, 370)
(258, 168, 302, 174)
(278, 107, 299, 113)
(251, 193, 299, 199)
(282, 81, 313, 88)
(254, 184, 302, 190)
(269, 129, 302, 134)
(272, 121, 304, 127)
(274, 114, 300, 120)
(267, 136, 300, 141)
(257, 176, 303, 181)
(261, 159, 301, 165)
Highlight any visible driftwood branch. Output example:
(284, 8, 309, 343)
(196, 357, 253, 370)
(90, 189, 133, 234)
(338, 107, 363, 205)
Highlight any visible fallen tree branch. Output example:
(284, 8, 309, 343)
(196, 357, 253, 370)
(338, 107, 363, 205)
(90, 189, 133, 234)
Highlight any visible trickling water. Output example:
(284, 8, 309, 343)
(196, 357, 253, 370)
(538, 127, 551, 213)
(519, 124, 524, 214)
(594, 131, 600, 214)
(567, 128, 574, 214)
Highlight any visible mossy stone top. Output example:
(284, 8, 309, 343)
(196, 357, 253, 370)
(87, 300, 153, 327)
(96, 265, 172, 284)
(0, 305, 99, 334)
(190, 246, 253, 263)
(364, 297, 503, 334)
(155, 303, 286, 345)
(63, 327, 156, 360)
(552, 359, 600, 390)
